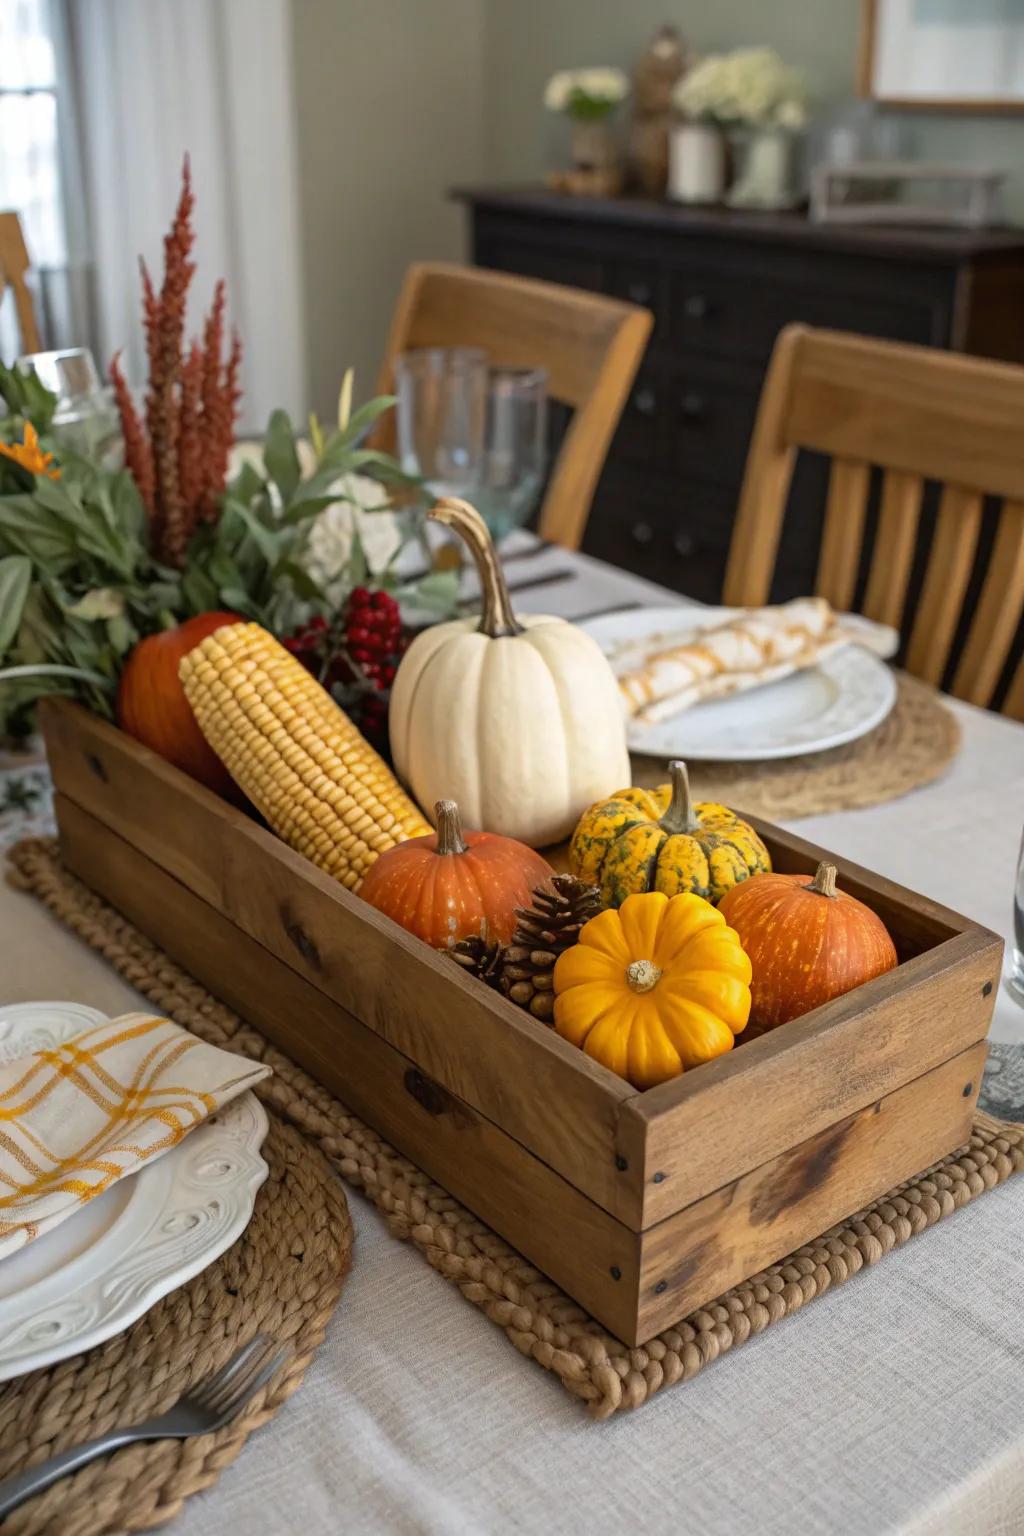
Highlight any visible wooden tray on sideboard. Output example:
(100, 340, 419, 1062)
(39, 698, 1002, 1347)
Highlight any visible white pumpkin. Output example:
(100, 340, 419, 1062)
(390, 498, 630, 847)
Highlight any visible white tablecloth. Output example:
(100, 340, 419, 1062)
(3, 537, 1024, 1536)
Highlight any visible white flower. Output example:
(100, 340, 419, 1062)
(775, 97, 807, 130)
(304, 473, 402, 601)
(544, 65, 628, 117)
(673, 47, 807, 128)
(544, 70, 573, 112)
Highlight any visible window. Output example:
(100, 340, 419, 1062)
(0, 0, 68, 358)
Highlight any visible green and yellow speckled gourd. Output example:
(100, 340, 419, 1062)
(569, 759, 771, 910)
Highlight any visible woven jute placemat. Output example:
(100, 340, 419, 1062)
(633, 672, 961, 819)
(8, 838, 1022, 1424)
(0, 1013, 353, 1533)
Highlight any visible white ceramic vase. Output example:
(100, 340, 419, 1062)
(667, 121, 726, 204)
(726, 126, 800, 211)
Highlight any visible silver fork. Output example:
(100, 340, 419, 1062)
(0, 1333, 287, 1520)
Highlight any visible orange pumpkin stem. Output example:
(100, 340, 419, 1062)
(659, 760, 697, 836)
(434, 798, 469, 856)
(429, 497, 523, 639)
(808, 861, 839, 899)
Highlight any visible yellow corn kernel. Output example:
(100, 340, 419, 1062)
(179, 622, 429, 890)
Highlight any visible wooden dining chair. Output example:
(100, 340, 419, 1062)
(723, 324, 1024, 718)
(0, 212, 42, 354)
(375, 262, 652, 550)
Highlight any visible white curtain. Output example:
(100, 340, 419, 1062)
(69, 0, 307, 432)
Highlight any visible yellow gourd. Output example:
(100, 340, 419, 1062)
(553, 890, 752, 1090)
(569, 759, 770, 910)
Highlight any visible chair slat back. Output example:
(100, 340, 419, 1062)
(0, 212, 42, 354)
(724, 324, 1024, 714)
(861, 470, 924, 630)
(376, 262, 651, 550)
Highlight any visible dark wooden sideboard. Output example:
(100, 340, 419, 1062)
(454, 186, 1024, 606)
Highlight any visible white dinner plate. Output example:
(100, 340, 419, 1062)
(0, 1001, 269, 1382)
(581, 606, 899, 762)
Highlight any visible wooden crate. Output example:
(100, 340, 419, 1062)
(40, 698, 1002, 1346)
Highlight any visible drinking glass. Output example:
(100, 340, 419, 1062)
(1011, 825, 1024, 1006)
(476, 365, 549, 542)
(16, 347, 121, 463)
(394, 347, 487, 501)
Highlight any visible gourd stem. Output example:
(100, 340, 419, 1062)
(429, 497, 523, 639)
(626, 959, 662, 993)
(808, 860, 838, 899)
(434, 799, 468, 856)
(658, 760, 697, 836)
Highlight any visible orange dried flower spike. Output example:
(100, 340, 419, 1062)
(0, 422, 59, 479)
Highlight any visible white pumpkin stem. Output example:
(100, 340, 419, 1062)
(434, 799, 469, 856)
(659, 760, 698, 836)
(626, 959, 662, 993)
(808, 861, 839, 899)
(429, 497, 522, 639)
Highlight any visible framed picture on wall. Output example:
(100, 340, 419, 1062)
(859, 0, 1024, 111)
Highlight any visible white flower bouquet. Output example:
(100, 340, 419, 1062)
(673, 46, 808, 131)
(544, 67, 628, 121)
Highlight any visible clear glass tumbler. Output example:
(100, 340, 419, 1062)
(1011, 825, 1024, 1006)
(394, 347, 487, 502)
(476, 365, 549, 542)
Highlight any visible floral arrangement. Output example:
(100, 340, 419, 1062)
(0, 163, 455, 742)
(672, 46, 808, 130)
(543, 67, 628, 120)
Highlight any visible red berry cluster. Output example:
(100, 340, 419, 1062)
(282, 587, 409, 752)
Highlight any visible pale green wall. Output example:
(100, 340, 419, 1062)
(289, 0, 1024, 417)
(290, 0, 486, 419)
(481, 0, 1024, 221)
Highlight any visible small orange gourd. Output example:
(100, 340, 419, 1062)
(359, 798, 552, 950)
(552, 890, 752, 1090)
(718, 860, 898, 1032)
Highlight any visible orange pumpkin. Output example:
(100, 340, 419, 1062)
(359, 798, 552, 949)
(117, 611, 239, 793)
(717, 860, 897, 1032)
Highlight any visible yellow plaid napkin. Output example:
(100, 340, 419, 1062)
(0, 1012, 270, 1259)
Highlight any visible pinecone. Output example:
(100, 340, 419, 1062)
(448, 934, 505, 989)
(499, 874, 602, 1025)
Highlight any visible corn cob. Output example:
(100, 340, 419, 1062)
(179, 622, 430, 890)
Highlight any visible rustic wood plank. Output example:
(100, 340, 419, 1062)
(55, 794, 644, 1342)
(618, 927, 997, 1227)
(41, 702, 638, 1224)
(634, 1040, 986, 1342)
(815, 457, 871, 612)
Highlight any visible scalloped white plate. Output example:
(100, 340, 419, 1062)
(581, 606, 899, 761)
(0, 1002, 269, 1382)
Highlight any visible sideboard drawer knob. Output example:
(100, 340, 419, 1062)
(633, 386, 657, 415)
(627, 281, 652, 306)
(673, 530, 697, 558)
(631, 520, 654, 545)
(683, 293, 709, 320)
(679, 391, 706, 421)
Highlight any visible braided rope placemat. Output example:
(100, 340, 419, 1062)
(0, 1111, 353, 1536)
(8, 838, 1022, 1424)
(633, 673, 962, 819)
